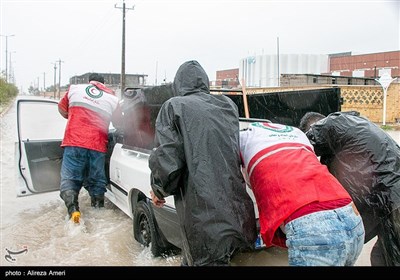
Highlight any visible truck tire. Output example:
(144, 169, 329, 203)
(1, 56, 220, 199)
(133, 200, 163, 257)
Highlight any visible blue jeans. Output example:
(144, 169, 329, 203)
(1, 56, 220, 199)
(60, 146, 107, 197)
(285, 203, 365, 266)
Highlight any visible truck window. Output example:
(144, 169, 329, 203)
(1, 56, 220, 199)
(121, 84, 174, 151)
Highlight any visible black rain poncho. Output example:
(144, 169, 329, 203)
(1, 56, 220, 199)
(306, 111, 400, 242)
(149, 60, 257, 266)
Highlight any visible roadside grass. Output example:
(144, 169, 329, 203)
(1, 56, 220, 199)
(381, 124, 400, 131)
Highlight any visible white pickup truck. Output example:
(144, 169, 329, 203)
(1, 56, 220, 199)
(15, 85, 342, 257)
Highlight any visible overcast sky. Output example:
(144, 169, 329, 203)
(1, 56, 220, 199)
(1, 0, 399, 92)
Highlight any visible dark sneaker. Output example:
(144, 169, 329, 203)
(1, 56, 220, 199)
(91, 195, 105, 208)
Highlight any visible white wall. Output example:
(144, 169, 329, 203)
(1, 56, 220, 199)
(239, 54, 329, 87)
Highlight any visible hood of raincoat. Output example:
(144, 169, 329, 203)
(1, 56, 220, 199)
(307, 111, 400, 242)
(172, 60, 210, 97)
(149, 60, 257, 266)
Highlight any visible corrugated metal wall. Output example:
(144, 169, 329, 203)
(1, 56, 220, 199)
(239, 54, 329, 87)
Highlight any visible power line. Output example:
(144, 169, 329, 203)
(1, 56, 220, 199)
(63, 9, 116, 63)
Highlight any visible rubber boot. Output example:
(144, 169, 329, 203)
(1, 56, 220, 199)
(70, 211, 81, 224)
(60, 190, 80, 223)
(91, 195, 104, 208)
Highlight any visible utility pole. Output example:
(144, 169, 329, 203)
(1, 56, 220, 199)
(53, 62, 57, 99)
(0, 34, 15, 83)
(9, 51, 16, 83)
(57, 58, 64, 99)
(43, 72, 46, 97)
(277, 36, 280, 87)
(115, 1, 134, 94)
(155, 61, 158, 85)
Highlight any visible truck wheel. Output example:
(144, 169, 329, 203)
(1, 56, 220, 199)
(133, 200, 163, 256)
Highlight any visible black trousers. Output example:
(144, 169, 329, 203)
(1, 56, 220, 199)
(370, 207, 400, 266)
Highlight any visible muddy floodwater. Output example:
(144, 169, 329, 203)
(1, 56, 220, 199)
(1, 98, 399, 268)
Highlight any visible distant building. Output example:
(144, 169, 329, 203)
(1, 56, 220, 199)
(280, 73, 376, 87)
(222, 51, 399, 88)
(215, 68, 240, 88)
(328, 50, 399, 79)
(278, 51, 399, 87)
(69, 72, 148, 90)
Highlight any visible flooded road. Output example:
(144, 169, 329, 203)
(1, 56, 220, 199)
(1, 96, 399, 267)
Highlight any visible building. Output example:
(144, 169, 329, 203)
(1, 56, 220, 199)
(69, 72, 148, 90)
(215, 68, 240, 88)
(328, 50, 399, 79)
(234, 51, 399, 88)
(279, 73, 376, 87)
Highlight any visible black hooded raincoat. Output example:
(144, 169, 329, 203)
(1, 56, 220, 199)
(306, 111, 400, 242)
(149, 60, 257, 266)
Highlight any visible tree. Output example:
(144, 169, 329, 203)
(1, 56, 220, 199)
(28, 85, 40, 96)
(0, 77, 18, 106)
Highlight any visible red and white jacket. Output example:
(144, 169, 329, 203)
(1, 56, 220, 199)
(58, 81, 122, 153)
(240, 122, 351, 247)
